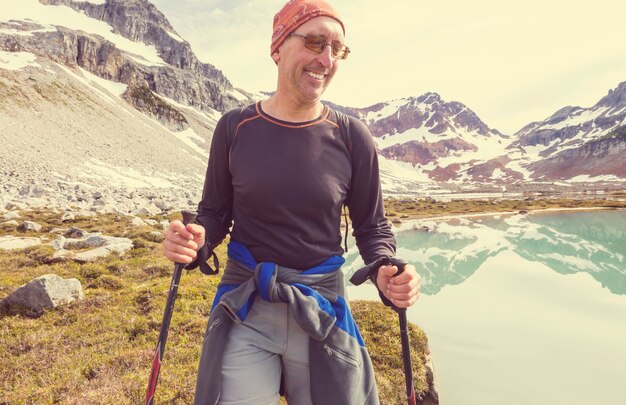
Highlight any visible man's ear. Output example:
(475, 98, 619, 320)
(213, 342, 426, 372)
(271, 51, 280, 65)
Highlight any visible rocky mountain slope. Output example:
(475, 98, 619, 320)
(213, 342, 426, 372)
(511, 81, 626, 180)
(0, 0, 253, 212)
(331, 84, 626, 192)
(329, 94, 520, 188)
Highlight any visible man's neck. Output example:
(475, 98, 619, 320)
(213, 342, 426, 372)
(262, 94, 324, 122)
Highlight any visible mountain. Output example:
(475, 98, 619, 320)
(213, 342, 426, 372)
(328, 93, 521, 191)
(0, 0, 252, 212)
(510, 82, 626, 181)
(330, 84, 626, 193)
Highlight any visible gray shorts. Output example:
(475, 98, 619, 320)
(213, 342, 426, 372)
(217, 296, 312, 405)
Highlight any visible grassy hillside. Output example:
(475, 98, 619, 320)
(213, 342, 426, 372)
(0, 209, 433, 404)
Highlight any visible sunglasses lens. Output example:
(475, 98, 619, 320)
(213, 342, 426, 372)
(331, 42, 346, 59)
(304, 36, 326, 53)
(300, 34, 349, 60)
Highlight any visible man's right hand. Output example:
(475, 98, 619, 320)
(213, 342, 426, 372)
(163, 220, 206, 264)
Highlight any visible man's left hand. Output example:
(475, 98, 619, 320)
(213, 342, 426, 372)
(376, 264, 421, 308)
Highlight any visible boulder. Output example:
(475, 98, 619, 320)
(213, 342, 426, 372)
(49, 236, 67, 251)
(49, 227, 67, 234)
(5, 202, 25, 210)
(130, 216, 148, 227)
(18, 185, 46, 198)
(18, 221, 43, 232)
(2, 274, 83, 312)
(64, 227, 88, 238)
(149, 231, 165, 242)
(73, 242, 133, 263)
(3, 211, 21, 220)
(2, 220, 19, 227)
(132, 204, 160, 217)
(52, 249, 73, 261)
(61, 212, 75, 222)
(154, 199, 173, 211)
(0, 236, 42, 250)
(64, 234, 130, 250)
(63, 234, 106, 249)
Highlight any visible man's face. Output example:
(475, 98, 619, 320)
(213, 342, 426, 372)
(272, 16, 345, 105)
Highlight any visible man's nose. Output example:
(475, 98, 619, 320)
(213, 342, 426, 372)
(317, 44, 334, 68)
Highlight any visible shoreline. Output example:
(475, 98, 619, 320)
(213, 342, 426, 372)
(412, 204, 620, 220)
(393, 206, 625, 232)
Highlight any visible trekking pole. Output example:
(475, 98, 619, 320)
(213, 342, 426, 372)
(145, 210, 197, 405)
(386, 258, 417, 405)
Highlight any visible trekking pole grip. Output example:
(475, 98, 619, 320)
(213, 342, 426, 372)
(181, 210, 197, 229)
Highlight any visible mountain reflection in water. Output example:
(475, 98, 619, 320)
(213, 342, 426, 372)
(345, 210, 625, 296)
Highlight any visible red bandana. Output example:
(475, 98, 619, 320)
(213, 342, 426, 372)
(271, 0, 345, 56)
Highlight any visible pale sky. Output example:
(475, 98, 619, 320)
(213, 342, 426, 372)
(151, 0, 626, 134)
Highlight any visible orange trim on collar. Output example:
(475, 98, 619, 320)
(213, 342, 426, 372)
(255, 102, 331, 128)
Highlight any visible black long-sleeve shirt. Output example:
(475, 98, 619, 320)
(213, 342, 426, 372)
(194, 102, 395, 271)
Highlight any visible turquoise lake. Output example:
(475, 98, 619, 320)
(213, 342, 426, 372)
(345, 209, 626, 405)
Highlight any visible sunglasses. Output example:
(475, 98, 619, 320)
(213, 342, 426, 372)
(288, 33, 350, 60)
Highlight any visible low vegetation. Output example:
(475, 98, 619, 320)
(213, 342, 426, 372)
(0, 209, 433, 404)
(383, 196, 626, 224)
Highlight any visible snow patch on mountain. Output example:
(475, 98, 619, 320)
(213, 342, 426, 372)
(175, 128, 208, 157)
(54, 63, 133, 117)
(75, 0, 106, 4)
(4, 0, 166, 66)
(364, 98, 409, 122)
(375, 126, 435, 149)
(437, 129, 510, 167)
(569, 174, 623, 183)
(540, 107, 608, 131)
(0, 50, 40, 70)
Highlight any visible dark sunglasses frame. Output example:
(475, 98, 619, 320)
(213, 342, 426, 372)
(288, 33, 350, 60)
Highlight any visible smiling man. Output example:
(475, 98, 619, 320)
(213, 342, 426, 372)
(162, 0, 421, 404)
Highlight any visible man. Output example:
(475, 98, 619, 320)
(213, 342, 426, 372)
(163, 0, 421, 403)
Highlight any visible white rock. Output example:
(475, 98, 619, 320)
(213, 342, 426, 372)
(0, 236, 42, 250)
(3, 211, 21, 220)
(64, 234, 107, 249)
(61, 212, 75, 222)
(49, 227, 67, 234)
(73, 242, 133, 262)
(132, 204, 160, 217)
(52, 249, 73, 261)
(130, 216, 148, 227)
(5, 202, 25, 210)
(49, 236, 67, 251)
(149, 231, 165, 242)
(64, 227, 87, 238)
(18, 221, 43, 232)
(2, 274, 83, 312)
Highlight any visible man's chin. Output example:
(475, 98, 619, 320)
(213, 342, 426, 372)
(301, 86, 328, 104)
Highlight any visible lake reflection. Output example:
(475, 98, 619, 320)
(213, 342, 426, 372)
(345, 210, 626, 296)
(345, 209, 626, 405)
